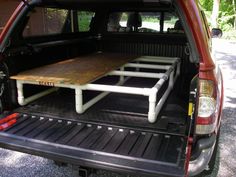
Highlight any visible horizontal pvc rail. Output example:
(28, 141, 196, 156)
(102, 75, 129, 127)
(124, 63, 171, 70)
(135, 56, 179, 64)
(77, 77, 130, 113)
(108, 71, 164, 79)
(83, 84, 151, 96)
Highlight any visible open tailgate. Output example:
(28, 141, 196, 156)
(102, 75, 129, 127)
(0, 113, 187, 177)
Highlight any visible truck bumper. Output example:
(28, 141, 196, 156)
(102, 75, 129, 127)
(188, 134, 216, 176)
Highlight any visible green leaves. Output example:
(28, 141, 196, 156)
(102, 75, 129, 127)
(200, 0, 213, 11)
(200, 0, 236, 39)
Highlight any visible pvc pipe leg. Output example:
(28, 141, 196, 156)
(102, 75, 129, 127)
(148, 88, 157, 123)
(16, 81, 26, 106)
(120, 67, 125, 82)
(148, 111, 157, 123)
(75, 88, 83, 113)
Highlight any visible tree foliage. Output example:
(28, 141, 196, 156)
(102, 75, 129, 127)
(200, 0, 236, 39)
(200, 0, 213, 11)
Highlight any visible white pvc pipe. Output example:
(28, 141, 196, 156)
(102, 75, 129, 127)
(16, 81, 25, 106)
(124, 63, 170, 70)
(137, 56, 179, 63)
(23, 88, 58, 105)
(175, 62, 181, 81)
(109, 71, 164, 79)
(149, 87, 171, 123)
(135, 61, 140, 72)
(142, 56, 179, 60)
(82, 91, 109, 112)
(76, 77, 131, 114)
(147, 59, 180, 123)
(148, 88, 158, 123)
(120, 66, 125, 82)
(81, 77, 131, 113)
(17, 81, 58, 106)
(75, 88, 83, 113)
(154, 78, 166, 89)
(169, 70, 175, 89)
(84, 84, 151, 96)
(150, 71, 175, 123)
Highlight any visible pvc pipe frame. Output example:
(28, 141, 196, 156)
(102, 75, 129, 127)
(15, 56, 181, 123)
(16, 81, 59, 106)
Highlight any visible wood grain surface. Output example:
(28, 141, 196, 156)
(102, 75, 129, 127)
(11, 53, 138, 85)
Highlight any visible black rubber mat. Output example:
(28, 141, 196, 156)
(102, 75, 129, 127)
(0, 113, 187, 176)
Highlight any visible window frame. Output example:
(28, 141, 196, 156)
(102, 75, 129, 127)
(200, 10, 211, 39)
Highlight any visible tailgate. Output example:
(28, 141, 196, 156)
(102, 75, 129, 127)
(0, 113, 187, 177)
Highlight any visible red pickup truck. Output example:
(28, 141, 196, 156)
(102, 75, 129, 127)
(0, 0, 223, 177)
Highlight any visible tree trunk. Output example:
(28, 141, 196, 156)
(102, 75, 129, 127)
(212, 0, 220, 28)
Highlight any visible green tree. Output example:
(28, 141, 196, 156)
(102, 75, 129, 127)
(218, 0, 236, 30)
(234, 0, 236, 29)
(200, 0, 236, 39)
(200, 0, 213, 11)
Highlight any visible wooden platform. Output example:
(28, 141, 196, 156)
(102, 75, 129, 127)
(11, 53, 138, 85)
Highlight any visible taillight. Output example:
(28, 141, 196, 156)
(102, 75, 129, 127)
(196, 79, 217, 134)
(198, 97, 216, 117)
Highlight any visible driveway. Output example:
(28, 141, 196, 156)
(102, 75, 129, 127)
(0, 39, 236, 177)
(213, 39, 236, 177)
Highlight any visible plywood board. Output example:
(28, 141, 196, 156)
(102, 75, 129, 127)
(11, 53, 138, 85)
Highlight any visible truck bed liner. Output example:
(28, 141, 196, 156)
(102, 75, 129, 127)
(0, 113, 186, 177)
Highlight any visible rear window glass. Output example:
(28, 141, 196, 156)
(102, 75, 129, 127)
(78, 11, 95, 32)
(163, 12, 179, 31)
(107, 12, 161, 33)
(23, 8, 69, 37)
(23, 8, 94, 37)
(164, 12, 184, 33)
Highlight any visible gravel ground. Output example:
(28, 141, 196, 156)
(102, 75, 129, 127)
(0, 39, 236, 177)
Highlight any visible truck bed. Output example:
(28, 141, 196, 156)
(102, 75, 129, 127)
(0, 77, 188, 176)
(15, 77, 188, 134)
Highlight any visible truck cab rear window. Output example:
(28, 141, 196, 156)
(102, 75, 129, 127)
(107, 12, 161, 33)
(23, 8, 94, 37)
(163, 12, 179, 31)
(107, 12, 183, 33)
